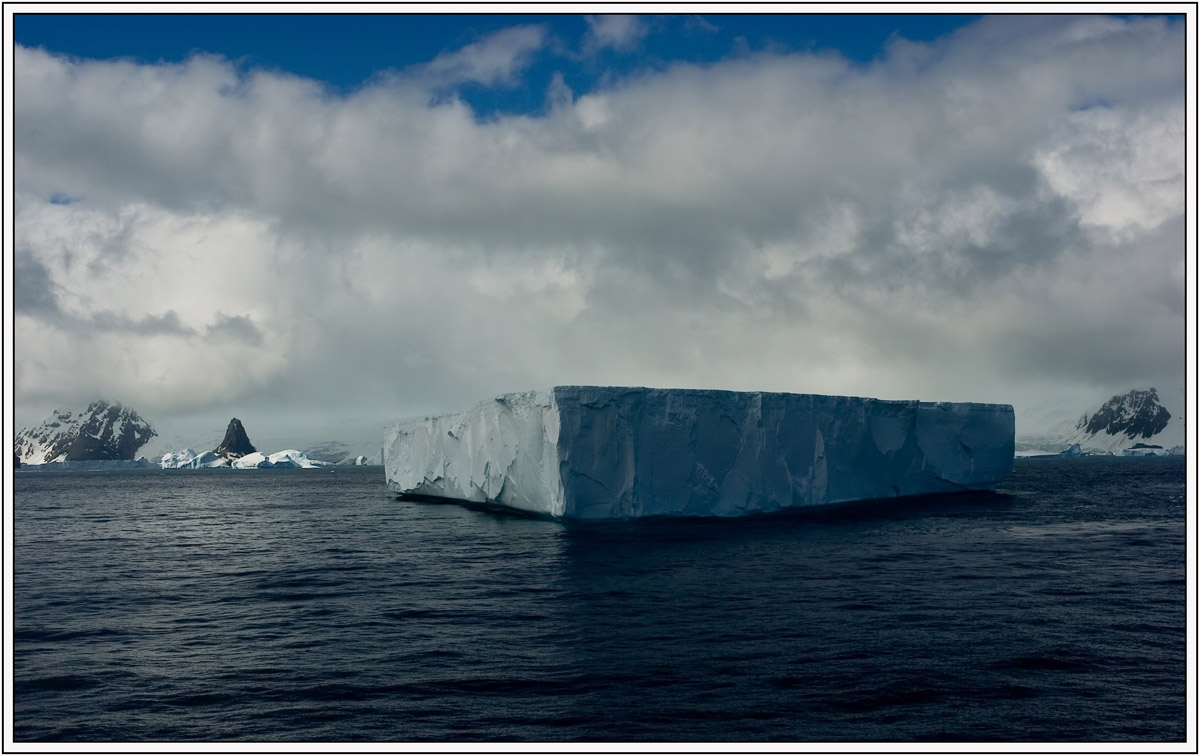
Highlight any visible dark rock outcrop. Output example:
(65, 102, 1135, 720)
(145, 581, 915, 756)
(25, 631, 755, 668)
(14, 401, 157, 463)
(1076, 388, 1171, 440)
(214, 418, 256, 460)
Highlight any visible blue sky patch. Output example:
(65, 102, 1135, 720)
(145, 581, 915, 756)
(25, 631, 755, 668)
(14, 13, 983, 117)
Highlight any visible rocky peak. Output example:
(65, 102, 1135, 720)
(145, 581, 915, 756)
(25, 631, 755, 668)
(213, 418, 256, 460)
(1076, 388, 1171, 440)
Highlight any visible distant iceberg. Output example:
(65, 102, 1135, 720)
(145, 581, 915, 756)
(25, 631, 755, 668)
(159, 448, 330, 469)
(384, 386, 1016, 521)
(160, 449, 230, 469)
(231, 450, 330, 469)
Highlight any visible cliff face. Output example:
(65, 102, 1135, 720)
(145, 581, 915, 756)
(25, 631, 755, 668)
(213, 418, 257, 460)
(15, 401, 157, 463)
(385, 386, 1016, 520)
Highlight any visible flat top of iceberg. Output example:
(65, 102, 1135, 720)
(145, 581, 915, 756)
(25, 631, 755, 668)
(550, 385, 1008, 404)
(396, 386, 1011, 418)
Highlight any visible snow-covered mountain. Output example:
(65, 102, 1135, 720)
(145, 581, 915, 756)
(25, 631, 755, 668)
(1067, 388, 1172, 447)
(15, 400, 157, 464)
(1017, 388, 1184, 454)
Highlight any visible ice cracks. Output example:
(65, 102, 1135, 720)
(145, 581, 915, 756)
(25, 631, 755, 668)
(384, 389, 567, 516)
(384, 387, 1015, 521)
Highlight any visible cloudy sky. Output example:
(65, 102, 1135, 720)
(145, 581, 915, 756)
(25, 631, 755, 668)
(8, 11, 1189, 446)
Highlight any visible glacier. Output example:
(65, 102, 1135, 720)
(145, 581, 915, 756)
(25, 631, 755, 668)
(384, 386, 1016, 520)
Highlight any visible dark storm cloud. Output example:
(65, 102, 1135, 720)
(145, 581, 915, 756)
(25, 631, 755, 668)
(89, 310, 196, 336)
(205, 313, 265, 346)
(16, 243, 196, 337)
(13, 250, 63, 319)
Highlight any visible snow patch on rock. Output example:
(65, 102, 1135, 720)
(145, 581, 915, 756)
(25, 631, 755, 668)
(1017, 387, 1184, 454)
(15, 401, 156, 464)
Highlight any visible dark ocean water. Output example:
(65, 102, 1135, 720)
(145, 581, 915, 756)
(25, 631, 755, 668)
(12, 457, 1187, 743)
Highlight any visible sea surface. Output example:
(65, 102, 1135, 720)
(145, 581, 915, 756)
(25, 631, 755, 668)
(12, 457, 1188, 742)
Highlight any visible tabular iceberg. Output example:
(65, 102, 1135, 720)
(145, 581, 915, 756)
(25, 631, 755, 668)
(384, 386, 1015, 521)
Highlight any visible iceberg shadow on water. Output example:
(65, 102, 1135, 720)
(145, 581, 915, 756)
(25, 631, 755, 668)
(394, 487, 1019, 528)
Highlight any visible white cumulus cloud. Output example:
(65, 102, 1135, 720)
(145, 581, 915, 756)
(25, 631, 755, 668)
(11, 15, 1186, 441)
(583, 15, 649, 53)
(417, 24, 547, 88)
